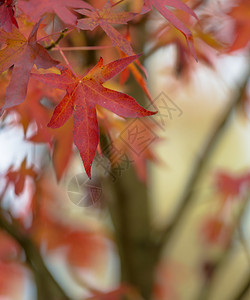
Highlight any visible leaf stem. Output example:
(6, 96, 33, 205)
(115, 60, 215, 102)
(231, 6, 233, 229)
(56, 45, 77, 77)
(51, 45, 113, 51)
(37, 28, 71, 44)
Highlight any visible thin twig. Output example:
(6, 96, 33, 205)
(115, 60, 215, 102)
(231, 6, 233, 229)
(45, 28, 69, 50)
(37, 28, 71, 44)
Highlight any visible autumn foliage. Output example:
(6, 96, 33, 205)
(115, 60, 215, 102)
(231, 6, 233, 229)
(0, 0, 249, 300)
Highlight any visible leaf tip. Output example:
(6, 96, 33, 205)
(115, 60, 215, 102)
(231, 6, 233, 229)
(47, 119, 56, 128)
(135, 53, 142, 60)
(145, 110, 158, 117)
(85, 164, 92, 179)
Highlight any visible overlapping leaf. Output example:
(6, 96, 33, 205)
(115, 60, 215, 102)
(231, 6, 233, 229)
(77, 0, 137, 55)
(0, 19, 58, 115)
(18, 0, 92, 25)
(33, 55, 156, 177)
(200, 169, 250, 247)
(5, 78, 73, 181)
(33, 213, 107, 270)
(0, 0, 18, 32)
(149, 9, 223, 78)
(0, 219, 25, 300)
(215, 171, 250, 200)
(2, 158, 36, 196)
(86, 285, 141, 300)
(201, 216, 232, 247)
(142, 0, 198, 59)
(118, 30, 153, 103)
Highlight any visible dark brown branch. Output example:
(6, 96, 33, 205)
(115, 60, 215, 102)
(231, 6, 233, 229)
(0, 208, 71, 300)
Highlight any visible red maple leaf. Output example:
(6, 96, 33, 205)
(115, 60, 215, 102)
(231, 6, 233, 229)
(2, 158, 37, 196)
(142, 0, 198, 59)
(0, 261, 25, 299)
(18, 0, 92, 25)
(215, 171, 250, 200)
(154, 262, 183, 300)
(0, 0, 18, 32)
(0, 19, 58, 115)
(77, 0, 137, 55)
(33, 55, 156, 178)
(201, 216, 232, 247)
(32, 210, 107, 270)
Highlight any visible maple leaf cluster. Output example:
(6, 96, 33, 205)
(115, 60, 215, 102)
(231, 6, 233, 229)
(146, 0, 250, 81)
(0, 0, 248, 179)
(200, 170, 250, 248)
(0, 1, 201, 294)
(0, 0, 202, 179)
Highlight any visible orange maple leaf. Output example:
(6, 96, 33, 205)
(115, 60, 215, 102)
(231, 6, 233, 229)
(0, 19, 58, 114)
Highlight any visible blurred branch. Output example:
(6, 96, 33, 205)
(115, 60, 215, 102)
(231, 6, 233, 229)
(101, 18, 159, 300)
(233, 277, 250, 300)
(143, 44, 161, 61)
(237, 217, 250, 266)
(0, 207, 71, 300)
(156, 67, 250, 253)
(104, 162, 158, 300)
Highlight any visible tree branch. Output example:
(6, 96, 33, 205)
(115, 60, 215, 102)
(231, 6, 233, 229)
(233, 277, 250, 300)
(45, 28, 69, 50)
(0, 207, 71, 300)
(157, 68, 250, 253)
(195, 192, 249, 300)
